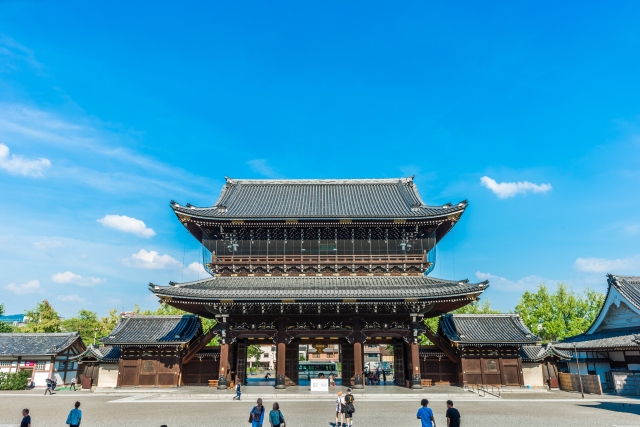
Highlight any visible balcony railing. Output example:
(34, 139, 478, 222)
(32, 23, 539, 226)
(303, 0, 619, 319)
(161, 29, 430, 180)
(210, 251, 427, 266)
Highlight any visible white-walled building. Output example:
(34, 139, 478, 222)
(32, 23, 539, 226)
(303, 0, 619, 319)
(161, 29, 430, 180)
(0, 332, 86, 388)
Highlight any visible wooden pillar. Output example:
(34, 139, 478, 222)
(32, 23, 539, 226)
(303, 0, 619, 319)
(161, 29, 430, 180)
(275, 319, 287, 389)
(352, 318, 364, 389)
(410, 341, 422, 389)
(217, 343, 229, 389)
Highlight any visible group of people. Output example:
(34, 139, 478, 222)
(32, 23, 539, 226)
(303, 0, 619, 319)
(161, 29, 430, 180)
(365, 368, 387, 385)
(43, 376, 77, 394)
(416, 399, 461, 427)
(334, 389, 356, 427)
(249, 398, 286, 427)
(20, 401, 83, 427)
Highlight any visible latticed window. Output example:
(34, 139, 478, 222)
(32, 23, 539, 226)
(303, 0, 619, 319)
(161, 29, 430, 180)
(35, 361, 46, 370)
(0, 361, 11, 366)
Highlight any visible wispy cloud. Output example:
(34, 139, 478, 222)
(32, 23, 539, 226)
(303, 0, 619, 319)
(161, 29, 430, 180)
(123, 249, 181, 269)
(5, 279, 41, 294)
(480, 176, 552, 198)
(475, 271, 560, 292)
(33, 238, 64, 251)
(97, 215, 156, 238)
(0, 143, 51, 177)
(573, 256, 640, 273)
(247, 159, 281, 178)
(185, 261, 209, 279)
(0, 34, 41, 71)
(51, 271, 105, 287)
(56, 294, 86, 303)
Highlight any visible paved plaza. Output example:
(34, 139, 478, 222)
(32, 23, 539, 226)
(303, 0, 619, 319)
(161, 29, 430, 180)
(0, 389, 638, 427)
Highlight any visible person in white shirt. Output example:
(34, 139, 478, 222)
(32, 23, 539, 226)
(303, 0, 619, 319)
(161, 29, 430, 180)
(335, 390, 345, 427)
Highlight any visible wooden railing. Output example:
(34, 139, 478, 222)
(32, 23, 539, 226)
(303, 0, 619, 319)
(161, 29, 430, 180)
(210, 252, 427, 266)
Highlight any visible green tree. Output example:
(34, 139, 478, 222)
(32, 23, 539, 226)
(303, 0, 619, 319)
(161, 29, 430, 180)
(21, 300, 61, 333)
(0, 302, 14, 333)
(247, 345, 263, 369)
(61, 309, 102, 346)
(100, 308, 120, 335)
(515, 283, 604, 342)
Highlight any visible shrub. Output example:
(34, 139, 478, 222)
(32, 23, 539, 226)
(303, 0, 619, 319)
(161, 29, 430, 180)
(0, 370, 32, 390)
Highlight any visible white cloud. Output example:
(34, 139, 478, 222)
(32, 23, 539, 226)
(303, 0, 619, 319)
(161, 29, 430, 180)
(185, 262, 209, 278)
(480, 176, 552, 199)
(123, 249, 181, 269)
(51, 271, 105, 286)
(573, 256, 640, 273)
(5, 279, 41, 294)
(56, 294, 86, 303)
(0, 143, 51, 177)
(97, 214, 156, 238)
(33, 238, 64, 251)
(475, 271, 560, 292)
(247, 159, 280, 178)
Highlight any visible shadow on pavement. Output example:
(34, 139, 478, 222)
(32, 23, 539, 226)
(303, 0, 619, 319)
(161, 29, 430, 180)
(579, 401, 640, 415)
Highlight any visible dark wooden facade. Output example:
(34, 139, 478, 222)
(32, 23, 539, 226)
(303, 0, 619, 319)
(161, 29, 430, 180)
(152, 178, 490, 389)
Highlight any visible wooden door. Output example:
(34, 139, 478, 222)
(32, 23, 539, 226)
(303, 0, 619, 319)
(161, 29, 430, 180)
(462, 358, 482, 385)
(342, 343, 354, 385)
(393, 342, 405, 386)
(285, 343, 299, 384)
(120, 360, 138, 386)
(502, 359, 521, 386)
(236, 341, 247, 385)
(157, 357, 178, 387)
(138, 360, 156, 386)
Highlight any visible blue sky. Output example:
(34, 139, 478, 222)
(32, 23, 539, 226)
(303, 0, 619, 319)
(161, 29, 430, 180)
(1, 1, 639, 317)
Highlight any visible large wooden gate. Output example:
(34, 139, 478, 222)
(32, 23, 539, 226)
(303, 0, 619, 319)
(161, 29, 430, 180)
(342, 343, 354, 385)
(285, 342, 299, 384)
(393, 342, 405, 386)
(183, 358, 219, 385)
(420, 358, 458, 385)
(235, 341, 247, 385)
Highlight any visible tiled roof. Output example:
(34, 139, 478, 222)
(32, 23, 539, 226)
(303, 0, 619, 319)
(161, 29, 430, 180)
(555, 330, 640, 350)
(519, 344, 571, 362)
(101, 315, 201, 346)
(70, 345, 121, 363)
(439, 314, 540, 345)
(608, 274, 640, 311)
(171, 177, 467, 220)
(150, 276, 488, 302)
(0, 332, 82, 356)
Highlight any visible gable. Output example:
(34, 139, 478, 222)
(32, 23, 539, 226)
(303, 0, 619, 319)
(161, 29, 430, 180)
(588, 286, 640, 334)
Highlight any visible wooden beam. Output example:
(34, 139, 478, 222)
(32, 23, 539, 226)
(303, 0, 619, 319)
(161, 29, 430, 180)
(423, 327, 459, 363)
(182, 328, 218, 365)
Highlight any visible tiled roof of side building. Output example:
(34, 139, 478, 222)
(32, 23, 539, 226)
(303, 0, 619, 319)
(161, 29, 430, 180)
(519, 344, 572, 362)
(609, 274, 640, 311)
(150, 276, 489, 301)
(0, 332, 82, 355)
(101, 315, 201, 346)
(439, 314, 540, 345)
(554, 329, 640, 350)
(171, 177, 467, 220)
(70, 345, 121, 363)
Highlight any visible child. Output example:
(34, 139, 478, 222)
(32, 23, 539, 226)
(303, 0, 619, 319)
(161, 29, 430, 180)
(269, 402, 285, 427)
(233, 381, 241, 401)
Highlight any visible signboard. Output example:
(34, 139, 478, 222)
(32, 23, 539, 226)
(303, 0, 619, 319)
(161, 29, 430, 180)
(310, 378, 329, 392)
(23, 361, 35, 367)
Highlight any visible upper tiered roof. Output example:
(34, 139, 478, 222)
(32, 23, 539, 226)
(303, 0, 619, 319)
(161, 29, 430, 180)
(171, 177, 467, 220)
(439, 314, 540, 346)
(102, 315, 201, 347)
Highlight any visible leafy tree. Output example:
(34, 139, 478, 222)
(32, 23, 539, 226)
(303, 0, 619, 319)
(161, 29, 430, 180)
(21, 300, 61, 333)
(247, 345, 263, 368)
(0, 302, 14, 333)
(100, 308, 120, 335)
(515, 283, 604, 342)
(0, 370, 31, 390)
(61, 309, 102, 346)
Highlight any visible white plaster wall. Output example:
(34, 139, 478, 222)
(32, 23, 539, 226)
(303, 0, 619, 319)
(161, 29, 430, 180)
(98, 364, 119, 388)
(522, 363, 545, 387)
(33, 371, 49, 387)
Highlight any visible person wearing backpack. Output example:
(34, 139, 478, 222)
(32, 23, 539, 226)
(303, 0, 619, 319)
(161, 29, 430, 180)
(66, 401, 82, 427)
(233, 382, 242, 401)
(249, 398, 265, 427)
(269, 402, 285, 427)
(344, 388, 355, 427)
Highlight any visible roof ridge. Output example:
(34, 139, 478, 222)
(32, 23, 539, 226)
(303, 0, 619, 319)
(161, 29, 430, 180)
(224, 177, 414, 185)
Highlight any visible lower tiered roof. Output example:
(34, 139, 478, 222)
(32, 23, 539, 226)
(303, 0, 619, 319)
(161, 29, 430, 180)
(149, 275, 488, 302)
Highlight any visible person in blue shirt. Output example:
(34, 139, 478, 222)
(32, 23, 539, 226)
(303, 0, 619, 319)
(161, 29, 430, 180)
(66, 401, 82, 427)
(249, 398, 265, 427)
(417, 399, 436, 427)
(233, 382, 241, 401)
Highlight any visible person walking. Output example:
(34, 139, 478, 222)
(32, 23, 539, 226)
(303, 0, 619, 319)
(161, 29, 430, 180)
(382, 370, 387, 385)
(268, 402, 285, 427)
(70, 377, 77, 391)
(233, 382, 242, 401)
(44, 378, 53, 395)
(329, 371, 336, 387)
(335, 390, 345, 427)
(20, 409, 31, 427)
(416, 399, 436, 427)
(249, 398, 265, 427)
(344, 388, 355, 427)
(445, 400, 460, 427)
(66, 401, 82, 427)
